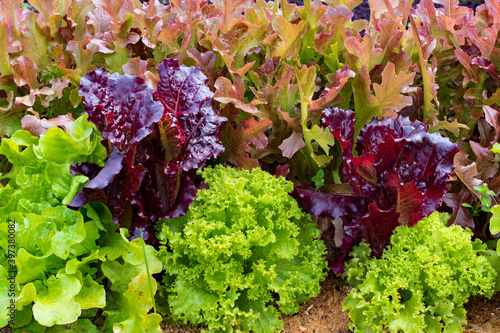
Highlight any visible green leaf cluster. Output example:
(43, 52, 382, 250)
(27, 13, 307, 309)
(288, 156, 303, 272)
(158, 165, 327, 333)
(0, 115, 106, 328)
(0, 116, 162, 333)
(342, 212, 496, 333)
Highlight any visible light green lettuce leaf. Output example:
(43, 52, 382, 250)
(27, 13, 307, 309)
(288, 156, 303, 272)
(16, 249, 51, 285)
(15, 213, 54, 255)
(45, 318, 101, 333)
(490, 205, 500, 235)
(42, 206, 86, 260)
(0, 115, 110, 330)
(342, 212, 497, 333)
(0, 131, 39, 169)
(0, 265, 12, 327)
(32, 274, 82, 326)
(17, 282, 37, 309)
(34, 115, 106, 166)
(73, 273, 106, 310)
(100, 227, 162, 333)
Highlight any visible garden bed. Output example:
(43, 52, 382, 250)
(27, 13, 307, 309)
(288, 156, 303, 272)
(2, 0, 500, 332)
(1, 278, 499, 333)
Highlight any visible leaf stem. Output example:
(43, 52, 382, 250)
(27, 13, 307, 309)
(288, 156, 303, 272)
(140, 228, 157, 314)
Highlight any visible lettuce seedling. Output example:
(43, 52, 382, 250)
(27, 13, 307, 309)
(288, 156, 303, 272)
(158, 165, 327, 333)
(343, 212, 496, 333)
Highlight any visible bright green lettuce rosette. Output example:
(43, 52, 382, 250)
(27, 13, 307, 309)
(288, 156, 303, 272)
(342, 211, 497, 333)
(0, 115, 106, 329)
(0, 115, 162, 333)
(158, 165, 327, 333)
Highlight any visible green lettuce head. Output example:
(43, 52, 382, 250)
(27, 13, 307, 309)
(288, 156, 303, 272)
(0, 115, 162, 333)
(0, 115, 107, 328)
(158, 165, 327, 333)
(343, 211, 497, 333)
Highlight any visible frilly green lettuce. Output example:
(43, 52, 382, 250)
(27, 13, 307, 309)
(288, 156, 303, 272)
(342, 211, 497, 333)
(158, 165, 327, 333)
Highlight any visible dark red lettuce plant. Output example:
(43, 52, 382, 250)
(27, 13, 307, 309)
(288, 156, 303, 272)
(69, 58, 226, 243)
(291, 107, 459, 273)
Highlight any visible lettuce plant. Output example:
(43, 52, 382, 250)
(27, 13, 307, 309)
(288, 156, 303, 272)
(158, 165, 327, 333)
(69, 58, 226, 243)
(0, 115, 105, 328)
(291, 109, 458, 273)
(342, 211, 496, 333)
(0, 116, 162, 332)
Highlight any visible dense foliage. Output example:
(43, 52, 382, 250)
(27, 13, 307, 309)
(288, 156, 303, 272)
(342, 211, 496, 333)
(157, 165, 327, 333)
(291, 110, 458, 272)
(0, 115, 105, 328)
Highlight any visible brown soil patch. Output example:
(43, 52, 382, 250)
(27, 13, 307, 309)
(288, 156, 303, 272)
(281, 271, 351, 333)
(464, 293, 500, 332)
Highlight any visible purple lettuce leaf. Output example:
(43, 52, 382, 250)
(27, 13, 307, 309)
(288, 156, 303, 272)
(289, 187, 367, 221)
(78, 68, 164, 151)
(155, 58, 227, 172)
(348, 116, 459, 225)
(320, 107, 356, 152)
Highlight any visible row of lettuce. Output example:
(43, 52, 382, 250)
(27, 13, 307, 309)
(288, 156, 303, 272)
(1, 0, 500, 332)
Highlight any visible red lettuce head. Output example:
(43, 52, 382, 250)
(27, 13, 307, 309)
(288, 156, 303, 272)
(70, 59, 226, 243)
(291, 107, 458, 273)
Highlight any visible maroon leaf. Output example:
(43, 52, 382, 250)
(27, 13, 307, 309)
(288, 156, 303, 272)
(295, 112, 458, 273)
(155, 58, 227, 172)
(359, 203, 400, 256)
(320, 107, 355, 151)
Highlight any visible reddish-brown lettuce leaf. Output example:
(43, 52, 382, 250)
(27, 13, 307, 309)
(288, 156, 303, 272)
(220, 112, 272, 169)
(21, 112, 75, 136)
